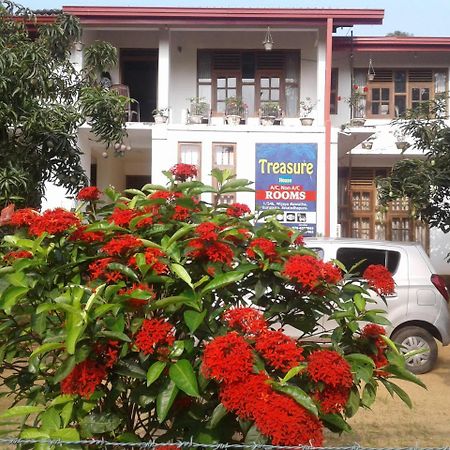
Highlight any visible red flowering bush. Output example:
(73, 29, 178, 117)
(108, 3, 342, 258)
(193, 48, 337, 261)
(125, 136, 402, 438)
(363, 264, 396, 295)
(77, 186, 101, 201)
(0, 167, 421, 445)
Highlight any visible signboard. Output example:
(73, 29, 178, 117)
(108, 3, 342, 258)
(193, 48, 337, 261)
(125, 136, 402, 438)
(255, 143, 317, 236)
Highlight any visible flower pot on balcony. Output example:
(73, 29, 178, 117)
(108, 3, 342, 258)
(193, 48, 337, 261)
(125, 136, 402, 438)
(189, 114, 204, 124)
(153, 114, 168, 124)
(362, 141, 373, 150)
(350, 118, 366, 127)
(300, 117, 314, 126)
(395, 141, 411, 150)
(226, 114, 241, 125)
(260, 116, 276, 126)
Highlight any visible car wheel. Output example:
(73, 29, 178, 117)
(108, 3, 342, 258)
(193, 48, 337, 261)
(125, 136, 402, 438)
(391, 326, 438, 374)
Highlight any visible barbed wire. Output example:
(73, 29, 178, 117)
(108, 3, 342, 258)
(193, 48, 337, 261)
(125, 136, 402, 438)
(0, 438, 448, 450)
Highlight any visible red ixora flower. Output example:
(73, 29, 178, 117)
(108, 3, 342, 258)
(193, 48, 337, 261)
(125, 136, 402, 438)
(108, 207, 138, 227)
(283, 255, 322, 292)
(94, 340, 120, 368)
(361, 323, 389, 375)
(307, 349, 353, 389)
(363, 264, 395, 295)
(314, 385, 350, 414)
(77, 186, 101, 201)
(101, 234, 142, 256)
(195, 222, 220, 241)
(169, 163, 198, 181)
(222, 307, 267, 336)
(119, 283, 156, 308)
(363, 86, 369, 93)
(255, 330, 304, 373)
(70, 225, 105, 243)
(134, 318, 175, 355)
(246, 237, 277, 261)
(60, 359, 107, 399)
(129, 247, 168, 275)
(201, 332, 254, 384)
(3, 250, 33, 262)
(9, 208, 39, 228)
(188, 239, 234, 265)
(29, 208, 80, 236)
(226, 203, 251, 218)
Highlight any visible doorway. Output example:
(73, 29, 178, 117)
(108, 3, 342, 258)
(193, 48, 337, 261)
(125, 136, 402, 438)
(120, 49, 158, 122)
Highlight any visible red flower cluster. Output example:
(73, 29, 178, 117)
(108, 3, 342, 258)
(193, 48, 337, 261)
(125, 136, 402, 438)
(361, 324, 388, 374)
(108, 207, 137, 227)
(307, 349, 352, 414)
(94, 340, 120, 368)
(283, 255, 341, 292)
(169, 163, 198, 181)
(9, 208, 39, 227)
(129, 247, 168, 275)
(307, 349, 353, 388)
(201, 332, 254, 384)
(246, 237, 277, 261)
(28, 208, 80, 236)
(226, 203, 251, 218)
(172, 205, 190, 221)
(222, 307, 267, 336)
(293, 235, 305, 246)
(119, 283, 156, 308)
(188, 239, 234, 265)
(363, 264, 395, 295)
(3, 250, 33, 262)
(134, 318, 175, 355)
(195, 222, 220, 241)
(255, 330, 304, 373)
(101, 234, 142, 256)
(70, 225, 105, 243)
(77, 186, 101, 201)
(88, 257, 113, 280)
(60, 359, 107, 399)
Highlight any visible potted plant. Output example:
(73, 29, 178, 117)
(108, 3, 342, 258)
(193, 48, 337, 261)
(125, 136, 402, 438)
(225, 96, 245, 125)
(152, 107, 169, 124)
(188, 97, 209, 124)
(347, 84, 368, 126)
(361, 135, 375, 150)
(299, 97, 316, 125)
(259, 101, 281, 126)
(394, 129, 411, 150)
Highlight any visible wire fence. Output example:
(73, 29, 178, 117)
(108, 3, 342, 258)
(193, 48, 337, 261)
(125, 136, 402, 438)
(0, 439, 448, 450)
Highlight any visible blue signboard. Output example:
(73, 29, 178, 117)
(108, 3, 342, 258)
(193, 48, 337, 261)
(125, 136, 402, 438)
(255, 143, 317, 236)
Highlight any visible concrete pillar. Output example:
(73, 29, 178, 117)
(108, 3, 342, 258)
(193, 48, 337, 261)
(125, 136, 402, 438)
(158, 29, 171, 110)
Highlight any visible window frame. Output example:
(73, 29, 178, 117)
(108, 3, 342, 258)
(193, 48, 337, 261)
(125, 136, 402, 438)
(178, 142, 202, 179)
(211, 142, 237, 204)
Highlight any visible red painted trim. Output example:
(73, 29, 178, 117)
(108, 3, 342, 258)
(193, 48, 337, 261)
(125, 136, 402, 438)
(63, 6, 384, 26)
(324, 17, 333, 237)
(334, 36, 450, 52)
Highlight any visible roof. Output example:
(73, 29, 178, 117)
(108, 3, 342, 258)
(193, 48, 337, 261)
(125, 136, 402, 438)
(334, 36, 450, 52)
(62, 6, 384, 27)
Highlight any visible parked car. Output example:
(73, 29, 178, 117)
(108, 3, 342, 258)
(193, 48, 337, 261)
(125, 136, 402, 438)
(305, 237, 450, 374)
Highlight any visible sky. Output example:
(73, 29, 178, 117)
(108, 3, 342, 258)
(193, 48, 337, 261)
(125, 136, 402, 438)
(18, 0, 450, 37)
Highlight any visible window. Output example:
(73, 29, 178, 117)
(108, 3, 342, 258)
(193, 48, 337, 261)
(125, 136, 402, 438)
(212, 143, 236, 204)
(178, 143, 202, 179)
(361, 69, 447, 119)
(330, 68, 338, 114)
(198, 51, 299, 117)
(336, 248, 401, 276)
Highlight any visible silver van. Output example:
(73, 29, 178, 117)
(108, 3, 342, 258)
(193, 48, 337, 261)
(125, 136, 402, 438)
(305, 238, 450, 374)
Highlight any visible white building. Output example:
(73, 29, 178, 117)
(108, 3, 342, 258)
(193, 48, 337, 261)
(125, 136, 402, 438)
(43, 6, 450, 278)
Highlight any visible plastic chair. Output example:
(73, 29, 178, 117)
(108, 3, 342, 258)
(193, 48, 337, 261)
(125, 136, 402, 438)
(111, 84, 140, 122)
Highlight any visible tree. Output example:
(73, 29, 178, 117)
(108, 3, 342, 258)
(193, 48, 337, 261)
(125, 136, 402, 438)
(377, 98, 450, 232)
(0, 1, 127, 208)
(385, 31, 414, 37)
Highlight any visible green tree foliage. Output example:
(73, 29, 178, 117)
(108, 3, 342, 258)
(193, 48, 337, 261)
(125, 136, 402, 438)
(385, 31, 413, 37)
(0, 1, 127, 208)
(378, 98, 450, 232)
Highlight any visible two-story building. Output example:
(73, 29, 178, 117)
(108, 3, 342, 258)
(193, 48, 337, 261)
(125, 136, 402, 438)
(42, 6, 450, 277)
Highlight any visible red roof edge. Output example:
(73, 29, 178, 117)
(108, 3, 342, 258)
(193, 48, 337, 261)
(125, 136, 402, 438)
(333, 36, 450, 52)
(62, 6, 384, 27)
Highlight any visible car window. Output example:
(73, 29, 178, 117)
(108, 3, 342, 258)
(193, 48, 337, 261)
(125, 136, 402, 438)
(336, 247, 400, 276)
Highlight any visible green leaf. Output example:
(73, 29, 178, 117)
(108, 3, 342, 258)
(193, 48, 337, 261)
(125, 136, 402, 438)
(208, 403, 228, 429)
(183, 310, 207, 333)
(321, 413, 351, 433)
(271, 382, 318, 416)
(171, 263, 193, 288)
(146, 361, 167, 386)
(107, 263, 139, 282)
(0, 405, 45, 418)
(390, 382, 413, 408)
(115, 360, 146, 379)
(53, 356, 76, 384)
(20, 429, 49, 439)
(156, 380, 179, 423)
(385, 364, 426, 388)
(169, 359, 200, 397)
(362, 382, 377, 408)
(280, 364, 306, 383)
(60, 402, 74, 428)
(345, 386, 360, 417)
(0, 285, 29, 314)
(353, 293, 366, 312)
(50, 428, 80, 442)
(80, 412, 122, 435)
(169, 340, 185, 358)
(30, 342, 65, 358)
(244, 423, 267, 444)
(98, 330, 131, 342)
(66, 311, 86, 355)
(166, 224, 195, 248)
(40, 407, 61, 431)
(200, 271, 244, 295)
